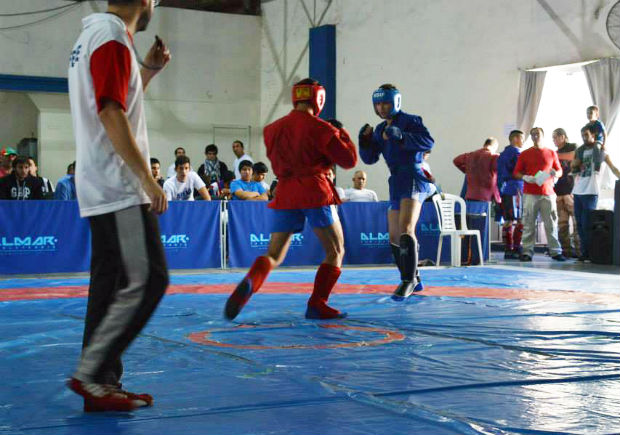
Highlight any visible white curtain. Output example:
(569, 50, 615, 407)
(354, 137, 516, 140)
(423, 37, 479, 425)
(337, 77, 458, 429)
(517, 71, 546, 134)
(583, 58, 620, 191)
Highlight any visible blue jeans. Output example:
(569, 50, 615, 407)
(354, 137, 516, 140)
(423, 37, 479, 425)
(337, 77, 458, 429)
(573, 194, 598, 257)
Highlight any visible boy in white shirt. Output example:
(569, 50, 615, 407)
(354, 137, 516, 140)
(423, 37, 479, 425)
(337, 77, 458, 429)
(163, 155, 211, 201)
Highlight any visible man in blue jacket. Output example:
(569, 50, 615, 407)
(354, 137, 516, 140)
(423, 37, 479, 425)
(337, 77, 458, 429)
(496, 130, 524, 259)
(55, 161, 77, 200)
(359, 84, 434, 300)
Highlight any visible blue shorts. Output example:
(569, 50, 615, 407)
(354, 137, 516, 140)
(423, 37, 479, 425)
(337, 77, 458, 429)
(269, 205, 339, 233)
(389, 175, 431, 211)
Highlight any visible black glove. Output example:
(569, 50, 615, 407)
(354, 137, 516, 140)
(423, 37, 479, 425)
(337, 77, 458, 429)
(327, 118, 343, 129)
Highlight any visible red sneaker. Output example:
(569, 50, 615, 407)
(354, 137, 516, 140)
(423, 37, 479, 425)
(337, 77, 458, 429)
(67, 378, 149, 412)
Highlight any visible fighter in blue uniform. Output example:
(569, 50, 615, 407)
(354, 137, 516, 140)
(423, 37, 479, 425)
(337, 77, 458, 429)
(359, 84, 434, 300)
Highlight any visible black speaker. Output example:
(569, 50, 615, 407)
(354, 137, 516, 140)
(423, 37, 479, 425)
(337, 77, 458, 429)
(589, 210, 613, 264)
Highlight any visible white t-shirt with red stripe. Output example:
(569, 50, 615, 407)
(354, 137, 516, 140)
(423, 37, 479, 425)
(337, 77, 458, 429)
(68, 13, 150, 217)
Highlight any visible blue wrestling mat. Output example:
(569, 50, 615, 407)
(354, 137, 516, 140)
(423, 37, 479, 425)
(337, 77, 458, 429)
(1, 266, 619, 434)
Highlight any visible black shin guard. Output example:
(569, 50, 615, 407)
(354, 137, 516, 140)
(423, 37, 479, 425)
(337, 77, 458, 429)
(399, 234, 416, 282)
(390, 243, 402, 273)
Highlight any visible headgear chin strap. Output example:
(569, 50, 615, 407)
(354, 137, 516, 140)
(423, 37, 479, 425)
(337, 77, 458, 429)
(372, 88, 402, 118)
(292, 84, 326, 116)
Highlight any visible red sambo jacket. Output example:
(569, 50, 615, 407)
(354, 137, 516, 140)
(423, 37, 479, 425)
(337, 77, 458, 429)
(264, 110, 357, 209)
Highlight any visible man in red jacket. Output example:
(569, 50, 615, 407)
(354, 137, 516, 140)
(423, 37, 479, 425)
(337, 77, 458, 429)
(225, 78, 358, 320)
(453, 137, 500, 203)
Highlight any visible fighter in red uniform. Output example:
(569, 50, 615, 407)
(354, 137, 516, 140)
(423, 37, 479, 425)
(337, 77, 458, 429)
(224, 78, 357, 320)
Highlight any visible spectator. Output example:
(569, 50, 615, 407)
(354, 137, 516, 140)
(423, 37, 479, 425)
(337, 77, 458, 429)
(166, 147, 186, 179)
(344, 170, 379, 202)
(54, 161, 77, 200)
(150, 158, 165, 187)
(163, 155, 211, 201)
(197, 144, 229, 186)
(454, 137, 500, 203)
(232, 140, 253, 179)
(586, 105, 607, 151)
(212, 169, 235, 200)
(497, 130, 525, 259)
(571, 124, 620, 261)
(513, 127, 565, 262)
(326, 167, 345, 200)
(0, 147, 17, 178)
(28, 156, 55, 198)
(230, 159, 268, 200)
(552, 128, 579, 258)
(0, 155, 44, 200)
(252, 161, 270, 192)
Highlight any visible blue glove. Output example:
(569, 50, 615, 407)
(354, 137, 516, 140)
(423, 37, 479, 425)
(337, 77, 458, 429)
(384, 125, 403, 141)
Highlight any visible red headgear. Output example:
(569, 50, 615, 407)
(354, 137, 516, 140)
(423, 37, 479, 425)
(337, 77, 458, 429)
(291, 83, 326, 116)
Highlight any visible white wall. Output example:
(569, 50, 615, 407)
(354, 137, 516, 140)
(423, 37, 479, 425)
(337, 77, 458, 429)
(0, 91, 38, 151)
(260, 0, 620, 198)
(0, 1, 261, 181)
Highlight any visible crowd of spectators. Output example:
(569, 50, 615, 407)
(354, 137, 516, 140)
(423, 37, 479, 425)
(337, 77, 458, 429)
(4, 105, 617, 265)
(453, 105, 620, 263)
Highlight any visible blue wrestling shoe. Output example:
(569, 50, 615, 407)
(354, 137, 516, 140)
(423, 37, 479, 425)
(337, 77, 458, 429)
(391, 281, 414, 301)
(413, 275, 424, 292)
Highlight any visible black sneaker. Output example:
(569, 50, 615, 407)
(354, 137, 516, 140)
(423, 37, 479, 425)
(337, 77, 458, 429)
(519, 254, 532, 262)
(504, 251, 519, 260)
(392, 281, 414, 301)
(551, 254, 566, 262)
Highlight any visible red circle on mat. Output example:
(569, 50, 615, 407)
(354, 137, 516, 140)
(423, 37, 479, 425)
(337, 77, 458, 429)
(187, 323, 405, 350)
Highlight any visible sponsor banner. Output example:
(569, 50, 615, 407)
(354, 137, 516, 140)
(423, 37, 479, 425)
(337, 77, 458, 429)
(0, 200, 221, 274)
(339, 202, 393, 265)
(159, 201, 221, 269)
(227, 201, 324, 268)
(0, 200, 91, 274)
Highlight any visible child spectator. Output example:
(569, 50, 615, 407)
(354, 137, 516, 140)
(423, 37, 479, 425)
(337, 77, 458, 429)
(586, 105, 607, 151)
(252, 161, 270, 193)
(230, 160, 268, 200)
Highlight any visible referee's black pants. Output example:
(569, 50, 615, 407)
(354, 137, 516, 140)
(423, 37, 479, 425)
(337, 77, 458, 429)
(76, 204, 168, 385)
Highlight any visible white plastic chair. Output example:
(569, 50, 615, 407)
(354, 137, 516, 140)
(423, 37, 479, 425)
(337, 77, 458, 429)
(432, 193, 484, 267)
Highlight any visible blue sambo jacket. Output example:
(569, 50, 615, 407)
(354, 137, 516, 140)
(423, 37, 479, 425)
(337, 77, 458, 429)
(497, 145, 523, 196)
(358, 111, 434, 193)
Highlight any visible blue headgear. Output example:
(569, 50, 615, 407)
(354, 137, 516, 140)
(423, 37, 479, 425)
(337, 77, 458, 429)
(372, 87, 402, 118)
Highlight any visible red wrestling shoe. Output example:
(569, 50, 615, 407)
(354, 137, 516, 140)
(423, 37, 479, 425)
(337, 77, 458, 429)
(67, 378, 149, 412)
(305, 301, 347, 319)
(112, 384, 153, 407)
(224, 278, 253, 320)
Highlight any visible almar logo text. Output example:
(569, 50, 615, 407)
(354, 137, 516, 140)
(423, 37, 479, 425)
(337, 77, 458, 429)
(0, 236, 58, 253)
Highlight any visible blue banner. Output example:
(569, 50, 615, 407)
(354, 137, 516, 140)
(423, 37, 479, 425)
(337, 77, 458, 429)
(0, 200, 221, 275)
(339, 202, 392, 265)
(159, 201, 221, 269)
(227, 201, 325, 268)
(0, 200, 91, 274)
